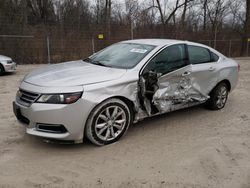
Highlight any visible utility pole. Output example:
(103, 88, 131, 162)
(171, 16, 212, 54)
(47, 35, 51, 64)
(228, 40, 232, 57)
(92, 38, 95, 53)
(214, 24, 218, 49)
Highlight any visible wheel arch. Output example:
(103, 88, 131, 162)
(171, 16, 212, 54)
(84, 96, 135, 145)
(210, 79, 231, 95)
(113, 96, 136, 121)
(97, 96, 136, 122)
(84, 95, 136, 131)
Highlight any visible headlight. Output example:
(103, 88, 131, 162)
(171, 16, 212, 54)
(36, 92, 82, 104)
(1, 60, 12, 64)
(6, 60, 13, 64)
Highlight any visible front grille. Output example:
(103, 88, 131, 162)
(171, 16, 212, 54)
(17, 89, 40, 107)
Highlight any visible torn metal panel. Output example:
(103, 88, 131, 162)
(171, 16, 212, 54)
(138, 72, 159, 116)
(134, 108, 148, 122)
(138, 77, 152, 115)
(152, 77, 209, 113)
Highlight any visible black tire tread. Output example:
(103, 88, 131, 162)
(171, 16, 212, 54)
(0, 64, 5, 76)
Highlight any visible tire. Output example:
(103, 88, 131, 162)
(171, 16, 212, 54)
(85, 98, 131, 146)
(206, 82, 229, 110)
(0, 64, 5, 76)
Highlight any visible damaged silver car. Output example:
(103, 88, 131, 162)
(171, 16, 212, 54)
(13, 39, 239, 145)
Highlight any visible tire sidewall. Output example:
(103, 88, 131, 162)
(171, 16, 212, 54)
(86, 99, 131, 146)
(0, 64, 4, 75)
(212, 83, 228, 109)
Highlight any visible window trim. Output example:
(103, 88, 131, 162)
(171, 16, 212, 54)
(210, 51, 219, 62)
(140, 43, 189, 76)
(187, 45, 219, 65)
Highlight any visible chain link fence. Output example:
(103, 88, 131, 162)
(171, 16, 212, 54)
(0, 32, 249, 64)
(199, 39, 249, 57)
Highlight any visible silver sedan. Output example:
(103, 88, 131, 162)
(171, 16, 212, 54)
(13, 39, 239, 145)
(0, 55, 16, 75)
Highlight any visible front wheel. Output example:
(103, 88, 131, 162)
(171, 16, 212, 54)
(85, 98, 131, 146)
(0, 64, 5, 76)
(206, 82, 229, 110)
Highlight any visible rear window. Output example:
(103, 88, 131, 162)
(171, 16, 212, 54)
(211, 51, 219, 62)
(188, 46, 211, 64)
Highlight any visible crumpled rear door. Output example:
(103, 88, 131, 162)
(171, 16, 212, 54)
(138, 43, 210, 116)
(152, 64, 209, 113)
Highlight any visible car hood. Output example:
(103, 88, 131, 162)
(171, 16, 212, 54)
(24, 60, 127, 87)
(0, 55, 11, 61)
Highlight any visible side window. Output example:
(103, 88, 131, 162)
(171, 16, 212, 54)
(144, 44, 187, 74)
(188, 45, 211, 64)
(211, 51, 219, 62)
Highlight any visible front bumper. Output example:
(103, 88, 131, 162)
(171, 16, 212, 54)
(13, 97, 95, 141)
(4, 62, 16, 72)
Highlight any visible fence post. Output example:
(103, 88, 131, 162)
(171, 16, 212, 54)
(247, 40, 249, 57)
(213, 39, 217, 49)
(92, 38, 95, 54)
(228, 40, 232, 57)
(131, 21, 134, 40)
(46, 35, 51, 64)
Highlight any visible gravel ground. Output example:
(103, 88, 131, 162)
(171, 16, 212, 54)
(0, 58, 250, 188)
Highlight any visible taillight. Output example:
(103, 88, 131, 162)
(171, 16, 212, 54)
(238, 63, 240, 72)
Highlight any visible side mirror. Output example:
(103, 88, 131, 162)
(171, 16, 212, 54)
(157, 72, 162, 77)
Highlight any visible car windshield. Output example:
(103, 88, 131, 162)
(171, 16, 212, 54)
(85, 43, 156, 69)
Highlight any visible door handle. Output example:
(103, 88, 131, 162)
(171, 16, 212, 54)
(209, 67, 215, 71)
(181, 71, 191, 76)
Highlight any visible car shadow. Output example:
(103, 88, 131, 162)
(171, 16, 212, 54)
(0, 72, 16, 77)
(22, 104, 209, 151)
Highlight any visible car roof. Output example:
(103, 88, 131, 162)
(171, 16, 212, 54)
(122, 39, 226, 58)
(122, 39, 184, 47)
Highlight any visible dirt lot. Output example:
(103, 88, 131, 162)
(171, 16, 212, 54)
(0, 58, 250, 188)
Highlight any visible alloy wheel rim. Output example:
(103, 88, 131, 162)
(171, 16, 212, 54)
(216, 86, 228, 108)
(95, 106, 127, 141)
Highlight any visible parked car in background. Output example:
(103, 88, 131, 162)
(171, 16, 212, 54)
(13, 39, 239, 145)
(0, 55, 16, 75)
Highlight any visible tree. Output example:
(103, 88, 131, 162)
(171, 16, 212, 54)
(146, 0, 194, 26)
(26, 0, 56, 25)
(104, 0, 112, 38)
(246, 0, 250, 40)
(206, 0, 230, 48)
(201, 0, 208, 31)
(181, 0, 188, 26)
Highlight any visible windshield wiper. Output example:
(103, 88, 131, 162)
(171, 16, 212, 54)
(83, 57, 92, 63)
(83, 58, 110, 67)
(92, 60, 110, 67)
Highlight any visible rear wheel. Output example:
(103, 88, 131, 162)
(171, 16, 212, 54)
(206, 82, 229, 110)
(85, 98, 131, 146)
(0, 64, 5, 76)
